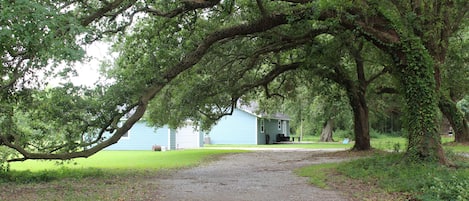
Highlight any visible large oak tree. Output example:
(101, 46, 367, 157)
(1, 0, 467, 165)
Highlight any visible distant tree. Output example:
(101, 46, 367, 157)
(439, 27, 469, 142)
(458, 96, 469, 121)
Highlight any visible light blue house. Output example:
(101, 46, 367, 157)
(207, 103, 290, 145)
(105, 121, 203, 151)
(104, 102, 289, 149)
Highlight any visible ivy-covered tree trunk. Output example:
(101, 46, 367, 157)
(394, 41, 447, 164)
(319, 119, 334, 142)
(438, 94, 469, 142)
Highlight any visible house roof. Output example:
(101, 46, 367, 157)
(237, 102, 291, 121)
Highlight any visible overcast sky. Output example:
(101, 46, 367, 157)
(49, 41, 113, 87)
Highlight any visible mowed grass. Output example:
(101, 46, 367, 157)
(207, 134, 469, 153)
(3, 149, 248, 184)
(10, 149, 247, 172)
(205, 142, 353, 149)
(1, 149, 248, 200)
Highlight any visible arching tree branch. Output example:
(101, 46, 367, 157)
(6, 11, 293, 162)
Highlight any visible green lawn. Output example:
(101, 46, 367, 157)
(204, 142, 353, 149)
(8, 149, 248, 172)
(207, 135, 469, 153)
(1, 149, 248, 200)
(205, 136, 401, 151)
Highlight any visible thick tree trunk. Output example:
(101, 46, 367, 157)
(394, 46, 448, 164)
(348, 44, 371, 151)
(350, 91, 371, 151)
(319, 119, 334, 142)
(438, 93, 469, 142)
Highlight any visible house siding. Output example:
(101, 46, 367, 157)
(262, 119, 290, 144)
(105, 122, 170, 150)
(208, 109, 257, 144)
(257, 119, 267, 145)
(264, 119, 277, 144)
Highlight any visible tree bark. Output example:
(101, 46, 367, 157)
(326, 41, 372, 151)
(438, 93, 469, 142)
(319, 119, 334, 142)
(349, 91, 371, 151)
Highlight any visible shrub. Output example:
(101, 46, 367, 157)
(1, 167, 107, 184)
(0, 147, 15, 173)
(418, 175, 469, 201)
(334, 130, 353, 139)
(337, 153, 469, 200)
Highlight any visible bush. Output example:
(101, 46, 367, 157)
(418, 175, 469, 201)
(334, 130, 353, 139)
(0, 167, 107, 184)
(0, 147, 15, 173)
(337, 153, 469, 200)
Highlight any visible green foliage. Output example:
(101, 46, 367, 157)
(419, 175, 469, 201)
(443, 27, 469, 101)
(0, 0, 85, 59)
(458, 96, 469, 120)
(314, 0, 353, 13)
(337, 153, 469, 200)
(0, 167, 105, 184)
(0, 147, 12, 172)
(333, 129, 353, 139)
(387, 33, 441, 160)
(5, 85, 113, 154)
(1, 0, 467, 165)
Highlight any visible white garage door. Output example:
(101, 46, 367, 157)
(176, 125, 200, 149)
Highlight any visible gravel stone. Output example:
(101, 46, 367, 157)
(156, 149, 350, 201)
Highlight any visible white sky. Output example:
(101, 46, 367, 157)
(49, 41, 113, 87)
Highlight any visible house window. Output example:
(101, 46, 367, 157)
(260, 119, 265, 133)
(278, 120, 282, 130)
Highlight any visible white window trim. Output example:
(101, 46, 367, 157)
(283, 121, 287, 135)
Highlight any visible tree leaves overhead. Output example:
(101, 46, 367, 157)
(0, 0, 85, 90)
(0, 0, 468, 164)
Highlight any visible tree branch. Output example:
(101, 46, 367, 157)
(240, 62, 302, 93)
(7, 12, 293, 162)
(366, 66, 389, 86)
(142, 0, 220, 18)
(80, 0, 130, 26)
(256, 0, 267, 16)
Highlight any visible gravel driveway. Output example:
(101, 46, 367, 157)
(156, 149, 350, 201)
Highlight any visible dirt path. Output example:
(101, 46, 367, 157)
(156, 149, 350, 201)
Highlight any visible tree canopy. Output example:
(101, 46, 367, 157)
(0, 0, 468, 165)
